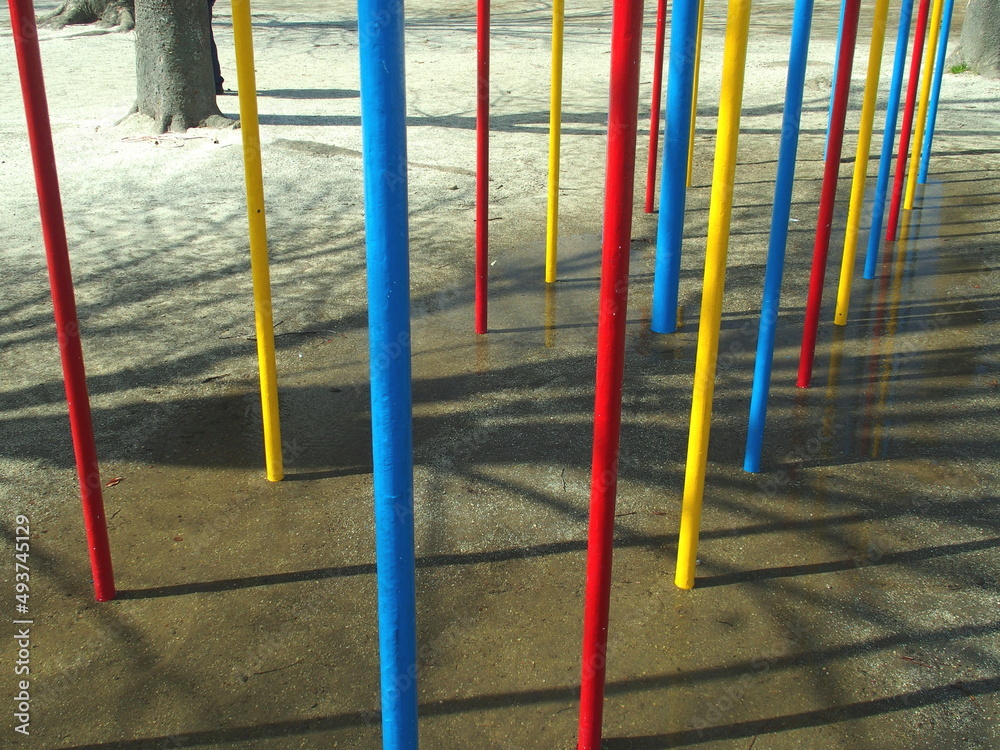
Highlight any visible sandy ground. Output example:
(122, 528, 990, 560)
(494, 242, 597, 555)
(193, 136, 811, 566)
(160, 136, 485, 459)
(1, 0, 999, 747)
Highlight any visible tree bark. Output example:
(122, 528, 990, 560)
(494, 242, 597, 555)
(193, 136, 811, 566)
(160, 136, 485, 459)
(38, 0, 134, 31)
(133, 0, 231, 132)
(954, 0, 1000, 77)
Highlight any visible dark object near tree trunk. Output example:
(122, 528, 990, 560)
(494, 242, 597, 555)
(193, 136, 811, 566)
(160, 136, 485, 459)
(37, 0, 135, 31)
(131, 0, 232, 132)
(953, 0, 1000, 78)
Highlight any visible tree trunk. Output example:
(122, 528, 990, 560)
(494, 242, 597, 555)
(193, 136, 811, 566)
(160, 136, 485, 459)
(954, 0, 1000, 77)
(133, 0, 231, 132)
(38, 0, 134, 31)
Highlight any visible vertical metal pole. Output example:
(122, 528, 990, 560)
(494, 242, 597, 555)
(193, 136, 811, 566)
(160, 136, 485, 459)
(650, 0, 699, 334)
(823, 0, 847, 160)
(863, 0, 915, 280)
(357, 0, 418, 743)
(743, 0, 815, 474)
(545, 0, 565, 278)
(833, 0, 891, 326)
(475, 0, 489, 332)
(917, 0, 956, 183)
(686, 0, 706, 187)
(675, 0, 753, 590)
(886, 0, 931, 241)
(643, 0, 667, 214)
(577, 0, 643, 743)
(231, 0, 284, 481)
(796, 0, 861, 389)
(904, 0, 946, 209)
(8, 0, 115, 601)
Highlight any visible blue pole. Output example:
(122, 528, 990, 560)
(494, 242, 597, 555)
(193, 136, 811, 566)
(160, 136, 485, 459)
(863, 0, 915, 280)
(824, 0, 847, 160)
(743, 0, 815, 473)
(917, 0, 956, 183)
(650, 0, 699, 334)
(357, 0, 418, 745)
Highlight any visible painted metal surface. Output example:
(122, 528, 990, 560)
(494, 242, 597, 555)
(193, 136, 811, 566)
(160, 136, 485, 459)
(834, 0, 891, 326)
(864, 0, 916, 280)
(686, 0, 706, 188)
(8, 0, 116, 602)
(231, 0, 284, 482)
(905, 0, 947, 209)
(650, 0, 699, 334)
(797, 0, 861, 389)
(886, 0, 932, 241)
(545, 0, 565, 280)
(643, 0, 668, 214)
(476, 0, 490, 332)
(675, 0, 753, 590)
(917, 0, 957, 183)
(358, 0, 419, 742)
(577, 0, 644, 743)
(743, 0, 815, 474)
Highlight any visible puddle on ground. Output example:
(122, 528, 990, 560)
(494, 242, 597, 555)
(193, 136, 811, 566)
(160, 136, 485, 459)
(9, 149, 998, 750)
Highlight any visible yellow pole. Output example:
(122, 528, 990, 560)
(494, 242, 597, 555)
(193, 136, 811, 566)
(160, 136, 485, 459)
(544, 0, 565, 283)
(834, 0, 890, 325)
(231, 0, 284, 481)
(904, 0, 945, 210)
(686, 0, 706, 187)
(675, 0, 752, 591)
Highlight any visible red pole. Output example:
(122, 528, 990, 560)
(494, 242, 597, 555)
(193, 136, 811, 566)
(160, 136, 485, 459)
(886, 0, 931, 242)
(577, 0, 643, 745)
(475, 0, 489, 334)
(8, 0, 115, 601)
(796, 0, 861, 389)
(643, 0, 667, 213)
